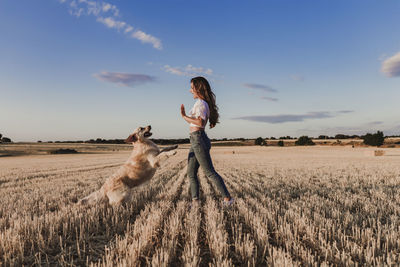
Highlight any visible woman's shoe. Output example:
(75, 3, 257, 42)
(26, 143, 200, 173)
(223, 197, 234, 206)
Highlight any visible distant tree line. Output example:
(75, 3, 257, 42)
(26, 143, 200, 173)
(295, 136, 315, 146)
(254, 131, 390, 147)
(40, 138, 192, 145)
(319, 134, 361, 139)
(254, 137, 266, 146)
(39, 137, 250, 145)
(362, 131, 384, 146)
(0, 130, 394, 147)
(279, 136, 296, 140)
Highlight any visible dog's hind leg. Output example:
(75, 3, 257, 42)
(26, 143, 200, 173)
(79, 188, 106, 205)
(106, 188, 130, 206)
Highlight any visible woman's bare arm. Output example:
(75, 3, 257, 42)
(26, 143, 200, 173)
(182, 115, 204, 127)
(180, 104, 204, 127)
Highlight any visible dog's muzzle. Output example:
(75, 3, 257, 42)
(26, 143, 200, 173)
(144, 125, 152, 137)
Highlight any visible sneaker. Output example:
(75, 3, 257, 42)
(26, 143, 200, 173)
(223, 197, 234, 206)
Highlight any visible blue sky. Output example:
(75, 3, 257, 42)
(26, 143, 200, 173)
(1, 0, 399, 141)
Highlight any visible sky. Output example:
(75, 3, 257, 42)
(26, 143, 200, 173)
(0, 0, 400, 142)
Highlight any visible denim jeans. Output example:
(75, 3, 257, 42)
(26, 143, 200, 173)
(188, 130, 231, 200)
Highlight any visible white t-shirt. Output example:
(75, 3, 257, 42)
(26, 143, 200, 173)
(188, 99, 210, 128)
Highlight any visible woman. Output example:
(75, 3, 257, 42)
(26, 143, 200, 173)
(180, 76, 233, 205)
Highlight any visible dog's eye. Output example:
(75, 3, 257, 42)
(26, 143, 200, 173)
(140, 127, 144, 131)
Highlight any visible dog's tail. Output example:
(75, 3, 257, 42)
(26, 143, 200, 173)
(78, 188, 106, 205)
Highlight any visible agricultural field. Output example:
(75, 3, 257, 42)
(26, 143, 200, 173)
(1, 146, 400, 266)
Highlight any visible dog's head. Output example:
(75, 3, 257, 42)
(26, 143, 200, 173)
(125, 125, 152, 143)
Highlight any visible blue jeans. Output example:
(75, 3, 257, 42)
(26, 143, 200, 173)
(187, 130, 231, 200)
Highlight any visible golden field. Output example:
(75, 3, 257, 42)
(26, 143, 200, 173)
(1, 145, 400, 266)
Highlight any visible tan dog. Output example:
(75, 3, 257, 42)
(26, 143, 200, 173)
(79, 125, 178, 205)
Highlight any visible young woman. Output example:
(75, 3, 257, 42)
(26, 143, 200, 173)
(180, 76, 233, 205)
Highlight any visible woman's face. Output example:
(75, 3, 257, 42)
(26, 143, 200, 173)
(190, 82, 200, 99)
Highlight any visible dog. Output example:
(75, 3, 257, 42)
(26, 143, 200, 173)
(79, 125, 178, 205)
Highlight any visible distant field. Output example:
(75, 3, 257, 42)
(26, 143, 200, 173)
(2, 137, 399, 157)
(0, 143, 133, 157)
(1, 146, 400, 266)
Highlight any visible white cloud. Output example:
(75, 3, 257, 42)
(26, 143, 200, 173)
(60, 0, 162, 50)
(125, 25, 134, 33)
(162, 64, 214, 77)
(382, 52, 400, 77)
(101, 2, 119, 16)
(163, 65, 186, 76)
(102, 3, 111, 12)
(82, 0, 102, 16)
(97, 17, 126, 30)
(131, 30, 162, 50)
(186, 65, 213, 75)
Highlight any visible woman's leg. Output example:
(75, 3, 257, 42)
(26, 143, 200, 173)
(187, 146, 200, 200)
(191, 133, 231, 199)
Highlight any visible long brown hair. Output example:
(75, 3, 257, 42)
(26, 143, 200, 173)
(191, 76, 219, 128)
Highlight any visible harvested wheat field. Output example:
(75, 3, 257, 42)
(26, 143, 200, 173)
(1, 146, 400, 266)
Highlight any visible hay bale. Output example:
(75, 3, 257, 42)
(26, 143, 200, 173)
(363, 150, 385, 156)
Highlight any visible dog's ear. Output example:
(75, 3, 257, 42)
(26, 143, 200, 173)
(125, 133, 137, 143)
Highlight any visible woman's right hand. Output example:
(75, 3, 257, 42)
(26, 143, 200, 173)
(180, 104, 186, 117)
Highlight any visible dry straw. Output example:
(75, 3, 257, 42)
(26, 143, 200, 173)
(1, 147, 400, 265)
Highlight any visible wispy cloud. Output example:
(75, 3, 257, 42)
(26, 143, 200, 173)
(131, 30, 162, 50)
(162, 64, 213, 77)
(297, 121, 387, 136)
(260, 96, 278, 102)
(93, 71, 156, 87)
(382, 52, 400, 77)
(338, 110, 354, 114)
(96, 16, 126, 30)
(243, 83, 279, 101)
(233, 110, 353, 124)
(59, 0, 162, 50)
(366, 121, 383, 125)
(233, 111, 332, 124)
(242, 83, 277, 93)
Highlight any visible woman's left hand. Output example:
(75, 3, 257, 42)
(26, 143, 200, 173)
(180, 104, 186, 117)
